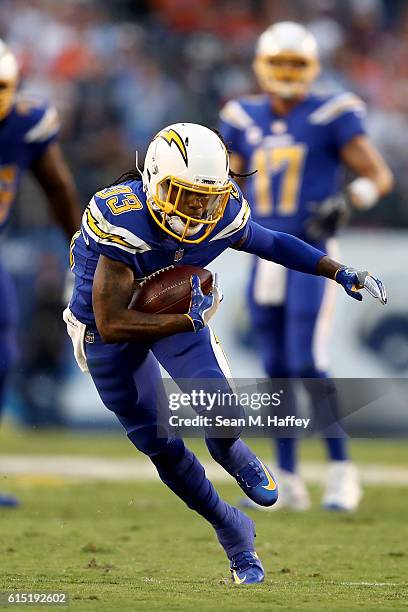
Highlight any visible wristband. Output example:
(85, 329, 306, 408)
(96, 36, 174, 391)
(348, 177, 379, 210)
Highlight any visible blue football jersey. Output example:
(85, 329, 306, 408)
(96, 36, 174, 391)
(219, 92, 366, 238)
(69, 179, 250, 325)
(0, 93, 60, 232)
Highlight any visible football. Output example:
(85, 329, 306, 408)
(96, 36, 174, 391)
(130, 265, 213, 314)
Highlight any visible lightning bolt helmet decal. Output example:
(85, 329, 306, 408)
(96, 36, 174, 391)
(159, 128, 188, 167)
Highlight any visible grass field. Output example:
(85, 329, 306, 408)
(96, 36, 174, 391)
(0, 427, 408, 611)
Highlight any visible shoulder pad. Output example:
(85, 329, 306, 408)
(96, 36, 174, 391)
(308, 92, 366, 125)
(83, 184, 153, 254)
(220, 99, 256, 130)
(15, 94, 60, 143)
(209, 181, 250, 242)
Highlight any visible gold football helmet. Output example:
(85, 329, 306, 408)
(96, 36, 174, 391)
(253, 22, 320, 99)
(0, 40, 19, 120)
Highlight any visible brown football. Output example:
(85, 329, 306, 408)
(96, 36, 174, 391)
(130, 265, 213, 315)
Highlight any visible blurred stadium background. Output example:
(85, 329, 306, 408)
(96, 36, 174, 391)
(0, 0, 407, 427)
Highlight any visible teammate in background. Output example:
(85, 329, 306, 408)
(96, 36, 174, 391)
(64, 122, 386, 582)
(219, 21, 394, 512)
(0, 41, 81, 506)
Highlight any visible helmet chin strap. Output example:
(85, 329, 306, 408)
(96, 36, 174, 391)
(168, 214, 203, 237)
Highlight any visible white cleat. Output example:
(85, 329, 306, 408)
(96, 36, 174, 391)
(239, 469, 311, 512)
(322, 461, 362, 511)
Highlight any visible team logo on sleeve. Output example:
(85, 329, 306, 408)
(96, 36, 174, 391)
(159, 129, 188, 166)
(231, 184, 240, 200)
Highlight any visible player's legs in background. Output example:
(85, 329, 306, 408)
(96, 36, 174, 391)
(84, 331, 259, 574)
(0, 261, 19, 507)
(286, 267, 361, 510)
(247, 258, 307, 510)
(152, 326, 278, 508)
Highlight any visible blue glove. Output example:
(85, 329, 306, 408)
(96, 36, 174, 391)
(335, 267, 387, 305)
(185, 274, 223, 332)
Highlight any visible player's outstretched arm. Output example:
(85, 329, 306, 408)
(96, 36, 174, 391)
(93, 255, 194, 343)
(234, 221, 387, 304)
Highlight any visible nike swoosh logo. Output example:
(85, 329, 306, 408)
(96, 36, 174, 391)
(232, 570, 246, 584)
(259, 460, 277, 491)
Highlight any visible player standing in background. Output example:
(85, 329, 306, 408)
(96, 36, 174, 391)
(65, 122, 386, 582)
(0, 40, 81, 507)
(219, 22, 393, 511)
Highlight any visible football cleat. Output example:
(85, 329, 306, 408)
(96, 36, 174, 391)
(230, 551, 265, 585)
(239, 469, 310, 512)
(0, 492, 20, 508)
(322, 461, 362, 511)
(235, 458, 278, 507)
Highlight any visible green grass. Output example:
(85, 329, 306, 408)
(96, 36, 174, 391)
(0, 427, 408, 610)
(2, 422, 408, 465)
(0, 481, 407, 611)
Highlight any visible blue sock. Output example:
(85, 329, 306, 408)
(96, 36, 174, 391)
(275, 437, 297, 473)
(325, 436, 349, 462)
(270, 378, 298, 473)
(205, 437, 256, 474)
(304, 376, 349, 462)
(147, 437, 234, 528)
(0, 372, 6, 421)
(129, 435, 254, 558)
(0, 326, 17, 422)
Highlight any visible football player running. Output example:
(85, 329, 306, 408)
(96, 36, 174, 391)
(0, 41, 81, 507)
(65, 122, 386, 583)
(219, 22, 393, 512)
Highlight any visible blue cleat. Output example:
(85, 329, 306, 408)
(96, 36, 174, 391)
(214, 506, 265, 585)
(230, 551, 265, 585)
(0, 492, 20, 508)
(235, 458, 278, 507)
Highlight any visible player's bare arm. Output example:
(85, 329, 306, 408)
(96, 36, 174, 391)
(92, 255, 193, 343)
(30, 141, 82, 241)
(341, 134, 394, 207)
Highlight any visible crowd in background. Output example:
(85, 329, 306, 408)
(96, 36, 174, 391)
(1, 0, 408, 224)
